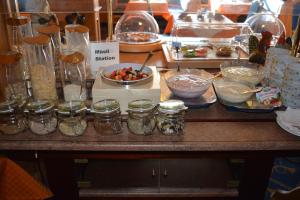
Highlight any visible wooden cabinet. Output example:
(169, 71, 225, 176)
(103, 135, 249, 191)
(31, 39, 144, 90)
(76, 158, 237, 198)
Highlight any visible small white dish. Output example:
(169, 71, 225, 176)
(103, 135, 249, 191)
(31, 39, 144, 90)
(276, 108, 300, 137)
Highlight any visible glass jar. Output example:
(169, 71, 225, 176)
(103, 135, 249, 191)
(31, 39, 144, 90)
(0, 51, 28, 106)
(36, 25, 61, 75)
(127, 99, 156, 135)
(23, 34, 57, 102)
(0, 101, 27, 135)
(57, 101, 87, 136)
(65, 24, 90, 76)
(92, 99, 122, 135)
(157, 100, 187, 135)
(25, 101, 57, 135)
(59, 51, 86, 102)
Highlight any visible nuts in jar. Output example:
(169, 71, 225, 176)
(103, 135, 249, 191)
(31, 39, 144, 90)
(156, 100, 187, 135)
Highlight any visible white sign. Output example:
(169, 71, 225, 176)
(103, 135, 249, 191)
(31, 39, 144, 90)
(90, 41, 119, 75)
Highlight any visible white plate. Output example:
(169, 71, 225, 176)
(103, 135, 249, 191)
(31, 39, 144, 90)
(276, 114, 300, 137)
(100, 63, 153, 85)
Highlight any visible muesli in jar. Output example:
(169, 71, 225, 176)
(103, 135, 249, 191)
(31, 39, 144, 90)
(157, 100, 187, 135)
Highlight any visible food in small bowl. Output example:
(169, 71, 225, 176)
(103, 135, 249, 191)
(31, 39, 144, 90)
(213, 78, 254, 103)
(216, 46, 232, 57)
(165, 69, 212, 98)
(220, 60, 264, 85)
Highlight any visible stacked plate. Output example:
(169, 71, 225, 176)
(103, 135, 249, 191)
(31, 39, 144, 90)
(281, 62, 300, 108)
(276, 108, 300, 137)
(265, 48, 297, 88)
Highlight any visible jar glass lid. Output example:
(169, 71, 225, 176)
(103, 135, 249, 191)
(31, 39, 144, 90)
(128, 99, 155, 112)
(0, 100, 18, 114)
(159, 100, 187, 114)
(92, 99, 120, 114)
(26, 100, 54, 113)
(57, 101, 86, 115)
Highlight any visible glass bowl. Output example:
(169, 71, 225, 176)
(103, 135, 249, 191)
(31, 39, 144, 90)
(115, 11, 160, 44)
(220, 60, 264, 85)
(164, 69, 213, 98)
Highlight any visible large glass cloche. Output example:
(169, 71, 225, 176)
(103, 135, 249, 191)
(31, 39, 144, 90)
(114, 11, 160, 44)
(245, 13, 286, 45)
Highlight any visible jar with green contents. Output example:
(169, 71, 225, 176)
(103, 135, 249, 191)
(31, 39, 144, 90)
(127, 99, 157, 135)
(0, 101, 27, 135)
(25, 101, 57, 135)
(157, 100, 187, 135)
(57, 101, 87, 136)
(92, 99, 122, 135)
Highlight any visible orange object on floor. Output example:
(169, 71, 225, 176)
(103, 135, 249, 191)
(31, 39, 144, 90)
(0, 157, 53, 200)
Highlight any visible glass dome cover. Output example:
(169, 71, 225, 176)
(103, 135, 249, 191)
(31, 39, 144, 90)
(245, 12, 286, 46)
(115, 11, 160, 44)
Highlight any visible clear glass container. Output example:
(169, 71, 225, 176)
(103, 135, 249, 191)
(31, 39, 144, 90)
(115, 11, 160, 44)
(59, 51, 86, 102)
(0, 101, 27, 135)
(127, 99, 156, 135)
(245, 13, 286, 46)
(65, 24, 89, 76)
(57, 101, 87, 136)
(23, 34, 57, 102)
(0, 51, 28, 106)
(25, 100, 57, 135)
(157, 100, 187, 135)
(92, 99, 122, 135)
(36, 25, 61, 75)
(6, 16, 33, 81)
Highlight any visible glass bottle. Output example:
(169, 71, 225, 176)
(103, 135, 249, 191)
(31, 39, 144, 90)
(156, 100, 187, 135)
(59, 51, 86, 102)
(0, 101, 27, 135)
(65, 24, 90, 76)
(6, 16, 33, 82)
(92, 99, 122, 135)
(57, 101, 87, 137)
(36, 25, 61, 76)
(127, 99, 156, 135)
(23, 34, 58, 102)
(25, 101, 57, 135)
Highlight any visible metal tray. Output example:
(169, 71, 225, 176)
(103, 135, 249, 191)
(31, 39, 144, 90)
(168, 43, 249, 61)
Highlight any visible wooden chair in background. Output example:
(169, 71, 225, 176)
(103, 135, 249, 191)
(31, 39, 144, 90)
(271, 186, 300, 200)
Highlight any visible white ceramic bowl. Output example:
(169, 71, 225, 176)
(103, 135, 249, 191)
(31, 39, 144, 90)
(165, 69, 212, 98)
(213, 78, 254, 103)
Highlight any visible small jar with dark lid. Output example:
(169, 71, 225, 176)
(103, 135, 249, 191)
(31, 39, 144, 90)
(25, 100, 57, 135)
(57, 101, 87, 136)
(92, 99, 122, 135)
(157, 100, 187, 135)
(127, 99, 156, 135)
(0, 100, 27, 135)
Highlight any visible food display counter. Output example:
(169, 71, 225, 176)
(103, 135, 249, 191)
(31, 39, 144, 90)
(1, 51, 300, 200)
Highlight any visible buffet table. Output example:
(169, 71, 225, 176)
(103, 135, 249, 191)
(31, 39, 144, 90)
(1, 51, 300, 200)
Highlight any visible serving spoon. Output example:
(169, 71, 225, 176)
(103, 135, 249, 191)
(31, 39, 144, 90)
(138, 51, 154, 73)
(241, 87, 263, 94)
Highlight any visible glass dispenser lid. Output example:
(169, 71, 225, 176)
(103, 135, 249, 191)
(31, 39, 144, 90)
(128, 99, 155, 112)
(57, 101, 86, 115)
(92, 99, 120, 114)
(26, 100, 54, 114)
(0, 100, 18, 114)
(115, 11, 160, 44)
(159, 100, 187, 114)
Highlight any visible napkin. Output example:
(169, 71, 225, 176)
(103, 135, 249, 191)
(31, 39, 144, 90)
(0, 157, 53, 200)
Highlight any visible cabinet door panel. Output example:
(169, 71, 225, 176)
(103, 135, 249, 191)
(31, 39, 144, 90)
(160, 159, 232, 188)
(79, 159, 159, 189)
